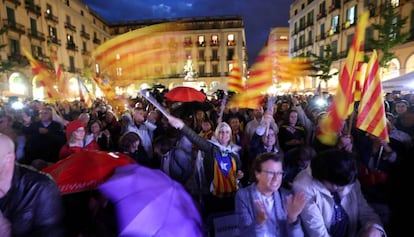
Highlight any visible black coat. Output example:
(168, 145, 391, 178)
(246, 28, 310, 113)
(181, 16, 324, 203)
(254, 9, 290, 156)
(0, 164, 64, 237)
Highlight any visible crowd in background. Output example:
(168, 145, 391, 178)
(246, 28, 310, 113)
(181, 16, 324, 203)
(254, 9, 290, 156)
(0, 87, 411, 236)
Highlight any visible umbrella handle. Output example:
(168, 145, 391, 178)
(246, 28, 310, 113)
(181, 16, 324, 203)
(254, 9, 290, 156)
(140, 89, 171, 118)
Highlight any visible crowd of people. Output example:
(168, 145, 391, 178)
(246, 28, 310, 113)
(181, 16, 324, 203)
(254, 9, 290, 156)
(0, 88, 410, 236)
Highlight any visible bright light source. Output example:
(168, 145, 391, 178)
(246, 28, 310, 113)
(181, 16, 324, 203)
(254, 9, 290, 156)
(11, 101, 24, 110)
(315, 98, 327, 107)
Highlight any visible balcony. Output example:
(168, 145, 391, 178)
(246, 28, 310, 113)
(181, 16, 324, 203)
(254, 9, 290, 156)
(197, 41, 206, 47)
(45, 12, 58, 23)
(25, 1, 41, 17)
(5, 0, 21, 6)
(64, 22, 76, 32)
(183, 41, 193, 47)
(81, 50, 90, 56)
(329, 4, 340, 13)
(80, 30, 90, 40)
(210, 40, 219, 47)
(66, 43, 78, 52)
(227, 40, 236, 46)
(93, 37, 101, 44)
(317, 12, 326, 20)
(47, 36, 61, 45)
(27, 29, 45, 41)
(8, 53, 28, 64)
(210, 56, 219, 61)
(3, 19, 25, 34)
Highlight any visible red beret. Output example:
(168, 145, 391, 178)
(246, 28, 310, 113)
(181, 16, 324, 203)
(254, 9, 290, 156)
(65, 120, 85, 140)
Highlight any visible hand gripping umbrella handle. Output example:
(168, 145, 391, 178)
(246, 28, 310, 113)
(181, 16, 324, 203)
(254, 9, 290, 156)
(140, 89, 171, 118)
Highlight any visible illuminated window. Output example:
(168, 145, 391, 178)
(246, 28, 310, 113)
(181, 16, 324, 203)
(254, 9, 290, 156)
(197, 35, 205, 47)
(227, 34, 235, 46)
(211, 35, 219, 46)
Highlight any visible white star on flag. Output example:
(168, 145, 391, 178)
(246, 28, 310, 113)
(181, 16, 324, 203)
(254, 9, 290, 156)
(220, 161, 228, 171)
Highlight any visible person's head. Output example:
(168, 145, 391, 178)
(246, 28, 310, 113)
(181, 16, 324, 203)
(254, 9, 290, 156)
(132, 107, 146, 124)
(284, 145, 316, 169)
(252, 152, 285, 194)
(228, 116, 241, 133)
(214, 122, 232, 146)
(119, 132, 141, 153)
(0, 133, 16, 198)
(105, 110, 117, 123)
(311, 149, 358, 193)
(66, 120, 86, 142)
(261, 127, 278, 148)
(153, 135, 173, 157)
(394, 99, 409, 115)
(39, 106, 53, 123)
(194, 110, 205, 121)
(78, 112, 90, 125)
(253, 106, 264, 119)
(201, 119, 213, 132)
(88, 120, 103, 134)
(287, 110, 299, 125)
(0, 115, 13, 130)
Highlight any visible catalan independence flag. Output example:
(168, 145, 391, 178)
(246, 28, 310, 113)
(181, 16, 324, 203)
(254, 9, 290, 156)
(227, 57, 243, 93)
(23, 49, 62, 101)
(356, 50, 389, 142)
(228, 43, 272, 109)
(316, 11, 369, 145)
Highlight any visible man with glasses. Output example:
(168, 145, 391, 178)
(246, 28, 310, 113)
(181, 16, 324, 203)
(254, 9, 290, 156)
(0, 133, 64, 236)
(235, 152, 305, 237)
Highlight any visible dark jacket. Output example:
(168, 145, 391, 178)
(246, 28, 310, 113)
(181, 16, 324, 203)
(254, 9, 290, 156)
(0, 163, 64, 237)
(22, 120, 66, 163)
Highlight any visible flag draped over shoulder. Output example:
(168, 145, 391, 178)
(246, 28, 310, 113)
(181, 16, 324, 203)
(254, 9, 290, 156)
(227, 57, 243, 93)
(23, 49, 62, 101)
(316, 11, 369, 145)
(356, 50, 389, 142)
(228, 43, 272, 109)
(91, 22, 185, 87)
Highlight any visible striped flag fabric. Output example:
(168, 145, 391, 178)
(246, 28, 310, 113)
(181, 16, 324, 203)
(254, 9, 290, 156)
(228, 43, 272, 109)
(316, 11, 369, 145)
(23, 49, 62, 101)
(356, 50, 389, 142)
(227, 57, 243, 93)
(274, 54, 312, 83)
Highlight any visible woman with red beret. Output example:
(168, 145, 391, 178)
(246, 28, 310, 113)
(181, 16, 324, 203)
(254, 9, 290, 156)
(58, 120, 100, 160)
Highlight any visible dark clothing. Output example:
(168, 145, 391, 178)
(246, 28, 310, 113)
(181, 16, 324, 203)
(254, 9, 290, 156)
(0, 163, 64, 237)
(22, 120, 66, 163)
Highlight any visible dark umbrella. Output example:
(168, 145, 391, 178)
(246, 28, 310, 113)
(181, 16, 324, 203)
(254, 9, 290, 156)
(171, 101, 213, 117)
(98, 164, 203, 237)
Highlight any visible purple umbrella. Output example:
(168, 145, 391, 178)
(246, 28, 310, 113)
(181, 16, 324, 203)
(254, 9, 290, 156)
(98, 164, 203, 237)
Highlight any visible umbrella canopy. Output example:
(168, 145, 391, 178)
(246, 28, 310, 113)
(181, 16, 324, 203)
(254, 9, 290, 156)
(99, 164, 203, 237)
(42, 150, 136, 195)
(164, 86, 206, 102)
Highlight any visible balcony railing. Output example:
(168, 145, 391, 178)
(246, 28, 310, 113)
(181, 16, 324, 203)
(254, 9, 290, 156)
(183, 41, 193, 47)
(25, 1, 41, 16)
(196, 41, 206, 47)
(80, 30, 90, 40)
(66, 43, 78, 52)
(47, 36, 61, 45)
(317, 12, 326, 20)
(64, 22, 76, 32)
(27, 29, 45, 41)
(210, 56, 219, 61)
(5, 0, 21, 6)
(3, 19, 25, 34)
(93, 37, 101, 44)
(45, 12, 58, 23)
(210, 40, 219, 47)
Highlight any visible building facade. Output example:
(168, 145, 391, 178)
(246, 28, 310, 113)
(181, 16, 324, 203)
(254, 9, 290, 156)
(0, 0, 247, 101)
(289, 0, 414, 92)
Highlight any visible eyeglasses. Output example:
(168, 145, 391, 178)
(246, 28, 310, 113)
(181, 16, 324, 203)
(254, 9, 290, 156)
(261, 170, 285, 179)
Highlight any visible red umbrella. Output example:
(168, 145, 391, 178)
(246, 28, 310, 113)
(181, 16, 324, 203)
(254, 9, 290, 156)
(164, 86, 206, 102)
(42, 150, 136, 195)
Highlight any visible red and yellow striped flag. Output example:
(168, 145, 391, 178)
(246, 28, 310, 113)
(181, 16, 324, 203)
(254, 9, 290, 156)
(274, 54, 312, 83)
(356, 50, 389, 142)
(227, 57, 243, 93)
(317, 11, 369, 145)
(228, 43, 272, 109)
(23, 49, 62, 101)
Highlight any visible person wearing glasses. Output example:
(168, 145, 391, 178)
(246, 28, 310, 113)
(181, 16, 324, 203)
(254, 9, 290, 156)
(292, 149, 386, 237)
(235, 152, 306, 237)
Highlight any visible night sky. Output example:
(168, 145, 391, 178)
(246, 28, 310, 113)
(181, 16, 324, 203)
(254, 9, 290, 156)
(82, 0, 290, 65)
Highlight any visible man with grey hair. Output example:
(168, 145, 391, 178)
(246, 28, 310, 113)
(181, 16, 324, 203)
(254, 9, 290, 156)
(0, 133, 64, 236)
